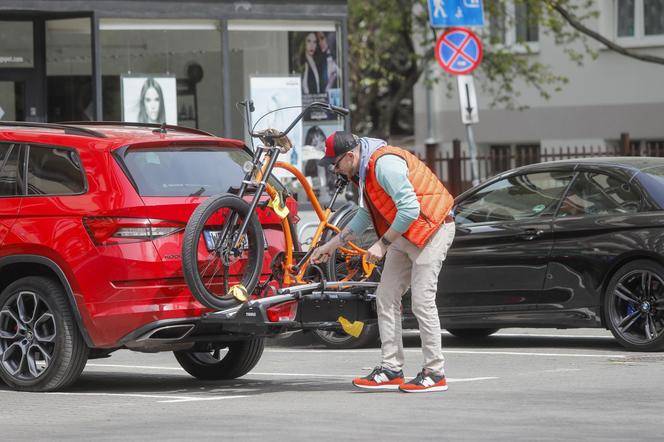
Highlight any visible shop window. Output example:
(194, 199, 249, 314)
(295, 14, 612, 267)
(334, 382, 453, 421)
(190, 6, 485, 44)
(99, 19, 222, 135)
(46, 19, 93, 122)
(0, 21, 34, 68)
(228, 21, 343, 177)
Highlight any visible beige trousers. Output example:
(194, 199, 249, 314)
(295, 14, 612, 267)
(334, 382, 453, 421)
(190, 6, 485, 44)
(376, 222, 455, 374)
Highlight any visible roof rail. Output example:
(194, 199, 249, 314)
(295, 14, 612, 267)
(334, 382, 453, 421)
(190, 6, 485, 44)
(60, 121, 214, 137)
(0, 121, 107, 138)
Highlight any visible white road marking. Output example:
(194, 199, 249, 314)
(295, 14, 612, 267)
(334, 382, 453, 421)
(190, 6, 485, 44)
(41, 391, 247, 403)
(264, 349, 627, 358)
(86, 364, 498, 383)
(87, 363, 182, 371)
(487, 332, 614, 339)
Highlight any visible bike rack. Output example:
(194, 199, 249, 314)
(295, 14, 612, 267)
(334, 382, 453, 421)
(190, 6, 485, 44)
(200, 281, 379, 335)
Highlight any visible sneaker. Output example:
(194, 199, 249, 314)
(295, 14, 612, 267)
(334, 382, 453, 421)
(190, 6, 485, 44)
(352, 366, 405, 391)
(399, 369, 448, 393)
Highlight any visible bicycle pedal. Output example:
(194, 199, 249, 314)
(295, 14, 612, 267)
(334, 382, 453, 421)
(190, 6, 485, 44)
(338, 316, 364, 338)
(228, 284, 249, 302)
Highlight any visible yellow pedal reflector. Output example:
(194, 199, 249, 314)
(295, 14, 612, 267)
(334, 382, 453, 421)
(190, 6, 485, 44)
(268, 193, 290, 219)
(338, 316, 364, 338)
(228, 284, 249, 302)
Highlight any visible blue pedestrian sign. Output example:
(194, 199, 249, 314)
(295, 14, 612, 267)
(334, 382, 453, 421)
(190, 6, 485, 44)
(427, 0, 485, 28)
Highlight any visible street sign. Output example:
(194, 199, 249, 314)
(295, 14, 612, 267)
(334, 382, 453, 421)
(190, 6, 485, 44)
(427, 0, 485, 28)
(434, 27, 483, 75)
(457, 75, 479, 124)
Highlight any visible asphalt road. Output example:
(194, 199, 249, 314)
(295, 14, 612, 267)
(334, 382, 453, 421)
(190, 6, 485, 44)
(2, 328, 663, 441)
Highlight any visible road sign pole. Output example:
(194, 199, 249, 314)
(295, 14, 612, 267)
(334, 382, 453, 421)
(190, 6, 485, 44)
(465, 123, 480, 187)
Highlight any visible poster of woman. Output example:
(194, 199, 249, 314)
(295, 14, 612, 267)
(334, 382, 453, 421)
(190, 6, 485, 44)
(288, 30, 340, 122)
(121, 75, 178, 125)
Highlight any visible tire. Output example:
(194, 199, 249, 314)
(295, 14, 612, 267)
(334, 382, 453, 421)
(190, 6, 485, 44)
(183, 193, 264, 310)
(604, 259, 664, 351)
(173, 338, 264, 380)
(0, 277, 89, 391)
(312, 206, 381, 349)
(447, 328, 500, 339)
(312, 326, 380, 349)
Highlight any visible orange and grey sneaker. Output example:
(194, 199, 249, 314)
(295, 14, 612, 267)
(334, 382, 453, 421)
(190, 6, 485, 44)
(399, 369, 448, 393)
(352, 366, 405, 391)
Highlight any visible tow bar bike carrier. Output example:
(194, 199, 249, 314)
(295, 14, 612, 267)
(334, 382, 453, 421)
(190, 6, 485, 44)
(199, 281, 379, 336)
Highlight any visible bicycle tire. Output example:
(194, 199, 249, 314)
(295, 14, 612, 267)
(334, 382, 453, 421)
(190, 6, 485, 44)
(182, 193, 264, 310)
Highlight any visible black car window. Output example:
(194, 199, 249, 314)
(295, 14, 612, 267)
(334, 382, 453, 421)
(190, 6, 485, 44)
(455, 171, 573, 224)
(26, 145, 85, 195)
(557, 172, 641, 217)
(121, 146, 283, 197)
(0, 143, 21, 197)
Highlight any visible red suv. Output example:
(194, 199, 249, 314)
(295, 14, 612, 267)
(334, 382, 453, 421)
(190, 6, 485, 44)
(0, 122, 298, 391)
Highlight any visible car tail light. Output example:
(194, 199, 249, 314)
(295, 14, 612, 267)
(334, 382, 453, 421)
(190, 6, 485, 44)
(83, 217, 185, 246)
(266, 300, 298, 322)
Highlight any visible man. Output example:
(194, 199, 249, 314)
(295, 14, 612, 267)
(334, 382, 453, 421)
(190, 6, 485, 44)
(311, 131, 455, 393)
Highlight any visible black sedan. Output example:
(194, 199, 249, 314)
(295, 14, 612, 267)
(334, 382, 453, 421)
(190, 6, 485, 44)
(314, 157, 664, 351)
(438, 157, 664, 351)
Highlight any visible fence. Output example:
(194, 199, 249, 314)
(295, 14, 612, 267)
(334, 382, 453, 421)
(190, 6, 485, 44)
(423, 132, 664, 197)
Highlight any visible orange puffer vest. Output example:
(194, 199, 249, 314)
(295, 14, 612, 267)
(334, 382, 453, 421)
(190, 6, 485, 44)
(363, 146, 454, 248)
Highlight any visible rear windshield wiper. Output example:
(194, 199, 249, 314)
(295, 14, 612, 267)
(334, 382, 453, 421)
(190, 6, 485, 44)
(188, 187, 206, 197)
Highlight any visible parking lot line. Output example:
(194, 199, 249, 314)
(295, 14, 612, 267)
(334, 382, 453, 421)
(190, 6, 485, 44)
(41, 392, 248, 403)
(85, 364, 498, 383)
(263, 349, 627, 358)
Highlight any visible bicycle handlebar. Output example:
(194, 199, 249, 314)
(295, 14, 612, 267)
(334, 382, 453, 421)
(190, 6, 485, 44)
(248, 101, 349, 140)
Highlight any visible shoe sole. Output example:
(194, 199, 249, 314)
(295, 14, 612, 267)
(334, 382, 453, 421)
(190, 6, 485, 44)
(399, 385, 448, 393)
(352, 382, 403, 391)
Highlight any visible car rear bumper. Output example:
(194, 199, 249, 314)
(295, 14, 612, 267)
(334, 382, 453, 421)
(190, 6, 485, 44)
(118, 282, 378, 352)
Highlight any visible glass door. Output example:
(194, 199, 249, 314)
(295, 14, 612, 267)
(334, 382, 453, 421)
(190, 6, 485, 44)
(0, 80, 25, 121)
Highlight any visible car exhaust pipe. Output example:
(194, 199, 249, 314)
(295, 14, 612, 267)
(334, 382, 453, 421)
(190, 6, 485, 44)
(140, 324, 195, 341)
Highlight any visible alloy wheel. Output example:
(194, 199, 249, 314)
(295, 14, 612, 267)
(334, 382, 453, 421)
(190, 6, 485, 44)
(609, 270, 664, 346)
(0, 290, 57, 381)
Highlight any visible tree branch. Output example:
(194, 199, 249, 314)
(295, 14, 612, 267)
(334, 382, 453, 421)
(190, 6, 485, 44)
(550, 1, 664, 65)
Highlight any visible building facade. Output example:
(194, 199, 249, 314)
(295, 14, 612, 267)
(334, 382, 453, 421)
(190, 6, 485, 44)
(414, 0, 664, 181)
(0, 0, 348, 158)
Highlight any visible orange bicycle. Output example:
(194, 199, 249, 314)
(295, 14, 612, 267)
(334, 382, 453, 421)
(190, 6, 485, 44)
(182, 101, 377, 310)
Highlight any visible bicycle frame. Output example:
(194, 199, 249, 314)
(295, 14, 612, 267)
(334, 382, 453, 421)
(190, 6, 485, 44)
(268, 161, 373, 285)
(214, 101, 373, 289)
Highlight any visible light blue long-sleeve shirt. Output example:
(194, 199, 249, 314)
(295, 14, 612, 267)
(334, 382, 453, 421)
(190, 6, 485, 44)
(346, 154, 420, 235)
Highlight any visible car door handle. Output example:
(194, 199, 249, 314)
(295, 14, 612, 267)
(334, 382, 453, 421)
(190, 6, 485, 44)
(517, 229, 544, 240)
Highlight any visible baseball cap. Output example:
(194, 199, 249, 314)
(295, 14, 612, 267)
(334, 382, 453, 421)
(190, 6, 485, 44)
(318, 131, 359, 167)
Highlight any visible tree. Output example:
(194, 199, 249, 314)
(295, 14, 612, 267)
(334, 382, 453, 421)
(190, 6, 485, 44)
(347, 0, 664, 139)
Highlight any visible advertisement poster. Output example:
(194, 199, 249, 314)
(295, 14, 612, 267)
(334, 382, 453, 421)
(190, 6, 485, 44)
(288, 31, 340, 122)
(301, 121, 344, 194)
(250, 76, 303, 176)
(121, 75, 177, 125)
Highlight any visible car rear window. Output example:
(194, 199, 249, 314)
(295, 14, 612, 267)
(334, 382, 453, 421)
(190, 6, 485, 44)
(120, 146, 280, 197)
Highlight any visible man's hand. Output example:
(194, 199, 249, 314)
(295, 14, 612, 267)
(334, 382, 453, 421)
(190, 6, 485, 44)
(365, 241, 387, 264)
(311, 242, 335, 264)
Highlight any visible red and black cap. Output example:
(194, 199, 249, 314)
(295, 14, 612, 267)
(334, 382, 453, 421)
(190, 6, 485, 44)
(319, 131, 359, 167)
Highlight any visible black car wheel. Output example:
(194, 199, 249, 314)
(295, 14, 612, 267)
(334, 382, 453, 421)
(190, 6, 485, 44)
(0, 277, 89, 391)
(174, 338, 264, 380)
(446, 328, 500, 339)
(312, 326, 379, 349)
(605, 260, 664, 351)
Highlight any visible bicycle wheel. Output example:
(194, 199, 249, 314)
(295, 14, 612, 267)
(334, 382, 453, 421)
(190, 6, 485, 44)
(182, 194, 264, 310)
